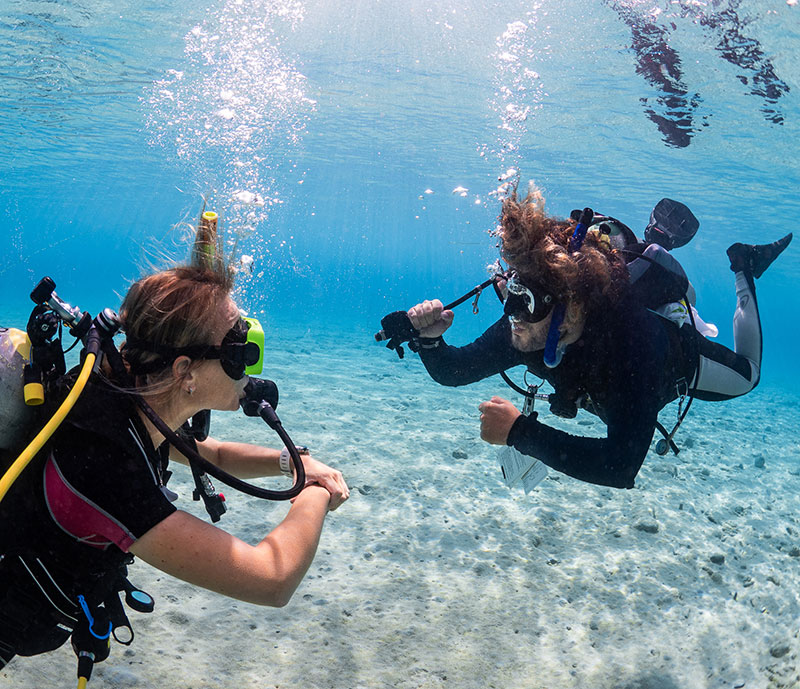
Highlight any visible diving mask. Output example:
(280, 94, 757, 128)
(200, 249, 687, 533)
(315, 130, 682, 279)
(125, 316, 264, 381)
(213, 316, 264, 380)
(502, 273, 555, 323)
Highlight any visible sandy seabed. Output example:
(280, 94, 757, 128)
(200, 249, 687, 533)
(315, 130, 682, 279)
(6, 325, 800, 689)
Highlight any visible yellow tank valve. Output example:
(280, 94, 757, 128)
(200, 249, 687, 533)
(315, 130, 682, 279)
(23, 364, 45, 406)
(24, 382, 45, 406)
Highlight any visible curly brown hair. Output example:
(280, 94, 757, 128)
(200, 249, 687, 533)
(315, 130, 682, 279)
(499, 186, 628, 314)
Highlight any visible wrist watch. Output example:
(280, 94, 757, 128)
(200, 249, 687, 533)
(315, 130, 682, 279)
(278, 445, 309, 477)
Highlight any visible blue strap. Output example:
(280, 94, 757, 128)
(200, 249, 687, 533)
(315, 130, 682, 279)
(543, 207, 594, 368)
(77, 595, 112, 640)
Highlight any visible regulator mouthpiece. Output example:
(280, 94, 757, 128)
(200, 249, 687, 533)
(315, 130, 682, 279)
(240, 377, 279, 417)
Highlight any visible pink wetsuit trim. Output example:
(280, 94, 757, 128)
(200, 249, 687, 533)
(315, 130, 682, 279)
(43, 456, 136, 552)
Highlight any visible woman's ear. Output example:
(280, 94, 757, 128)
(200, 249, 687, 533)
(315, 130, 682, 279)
(172, 355, 195, 385)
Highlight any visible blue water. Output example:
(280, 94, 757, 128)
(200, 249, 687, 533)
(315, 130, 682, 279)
(2, 0, 798, 380)
(3, 1, 800, 685)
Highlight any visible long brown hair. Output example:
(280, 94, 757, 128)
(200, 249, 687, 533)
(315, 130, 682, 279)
(499, 185, 628, 314)
(119, 211, 235, 395)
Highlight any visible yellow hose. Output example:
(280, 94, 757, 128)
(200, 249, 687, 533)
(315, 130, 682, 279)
(0, 352, 96, 505)
(77, 677, 88, 689)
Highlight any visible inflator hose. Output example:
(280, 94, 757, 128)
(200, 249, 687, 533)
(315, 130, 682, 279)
(0, 351, 97, 505)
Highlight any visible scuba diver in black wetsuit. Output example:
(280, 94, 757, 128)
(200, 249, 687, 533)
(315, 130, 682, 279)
(0, 213, 349, 682)
(402, 187, 791, 490)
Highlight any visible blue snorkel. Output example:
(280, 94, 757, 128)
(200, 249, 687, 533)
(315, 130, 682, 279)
(543, 207, 594, 368)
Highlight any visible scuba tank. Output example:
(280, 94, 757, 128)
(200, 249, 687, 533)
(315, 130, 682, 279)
(0, 276, 88, 463)
(0, 327, 38, 453)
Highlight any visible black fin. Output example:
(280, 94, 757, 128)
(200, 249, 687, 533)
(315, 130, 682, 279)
(727, 233, 792, 278)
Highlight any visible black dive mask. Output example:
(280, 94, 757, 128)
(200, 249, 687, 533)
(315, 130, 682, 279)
(501, 273, 555, 323)
(212, 317, 263, 380)
(126, 317, 264, 381)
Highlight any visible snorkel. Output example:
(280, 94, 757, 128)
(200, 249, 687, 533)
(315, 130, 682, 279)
(542, 207, 594, 368)
(193, 210, 220, 268)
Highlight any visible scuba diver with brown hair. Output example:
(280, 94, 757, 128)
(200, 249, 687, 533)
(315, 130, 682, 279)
(396, 187, 791, 489)
(0, 212, 349, 680)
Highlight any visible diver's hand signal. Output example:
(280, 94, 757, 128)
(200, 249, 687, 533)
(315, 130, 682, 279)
(407, 299, 454, 338)
(374, 300, 454, 359)
(375, 274, 501, 359)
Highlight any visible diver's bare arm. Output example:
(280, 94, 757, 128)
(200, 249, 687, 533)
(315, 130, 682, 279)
(171, 438, 350, 509)
(168, 437, 281, 477)
(130, 484, 330, 606)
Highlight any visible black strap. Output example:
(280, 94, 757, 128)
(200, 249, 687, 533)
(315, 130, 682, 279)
(97, 336, 306, 502)
(500, 371, 532, 398)
(179, 429, 228, 523)
(135, 396, 305, 501)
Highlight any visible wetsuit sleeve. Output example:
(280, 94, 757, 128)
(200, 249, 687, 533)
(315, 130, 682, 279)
(506, 301, 675, 488)
(507, 401, 658, 489)
(418, 317, 524, 386)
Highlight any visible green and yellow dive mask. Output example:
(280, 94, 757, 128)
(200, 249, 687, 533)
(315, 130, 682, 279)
(126, 316, 265, 381)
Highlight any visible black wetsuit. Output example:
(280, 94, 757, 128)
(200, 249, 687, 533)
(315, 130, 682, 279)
(0, 377, 176, 666)
(418, 296, 697, 489)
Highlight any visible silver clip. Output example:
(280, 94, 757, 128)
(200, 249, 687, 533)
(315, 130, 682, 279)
(471, 286, 483, 314)
(522, 384, 538, 416)
(675, 377, 688, 420)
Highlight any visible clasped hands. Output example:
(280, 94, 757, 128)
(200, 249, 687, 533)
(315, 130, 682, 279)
(293, 453, 349, 510)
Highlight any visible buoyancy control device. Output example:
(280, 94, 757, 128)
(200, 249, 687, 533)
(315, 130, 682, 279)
(0, 273, 308, 686)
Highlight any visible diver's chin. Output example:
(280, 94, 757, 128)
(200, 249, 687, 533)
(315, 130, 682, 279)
(511, 335, 536, 353)
(510, 319, 544, 353)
